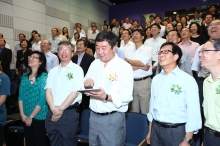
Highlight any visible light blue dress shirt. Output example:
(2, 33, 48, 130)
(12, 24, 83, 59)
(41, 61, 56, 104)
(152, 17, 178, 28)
(147, 66, 201, 132)
(45, 51, 59, 72)
(116, 48, 125, 59)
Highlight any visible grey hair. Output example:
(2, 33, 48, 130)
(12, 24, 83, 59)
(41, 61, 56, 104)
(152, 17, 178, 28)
(58, 41, 73, 48)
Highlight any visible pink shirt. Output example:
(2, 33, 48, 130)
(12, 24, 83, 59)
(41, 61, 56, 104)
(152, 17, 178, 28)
(178, 41, 200, 63)
(122, 23, 132, 29)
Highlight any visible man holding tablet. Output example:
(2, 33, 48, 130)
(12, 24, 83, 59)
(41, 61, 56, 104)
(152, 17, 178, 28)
(84, 31, 133, 146)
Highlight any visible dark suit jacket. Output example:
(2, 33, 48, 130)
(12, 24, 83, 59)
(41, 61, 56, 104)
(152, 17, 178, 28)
(0, 47, 12, 77)
(16, 49, 32, 69)
(201, 25, 210, 41)
(72, 53, 95, 76)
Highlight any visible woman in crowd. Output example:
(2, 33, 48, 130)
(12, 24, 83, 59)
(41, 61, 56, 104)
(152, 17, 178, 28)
(138, 25, 143, 30)
(0, 55, 10, 146)
(18, 51, 48, 146)
(28, 30, 38, 47)
(146, 21, 151, 28)
(16, 39, 32, 77)
(162, 23, 175, 39)
(62, 27, 70, 41)
(71, 32, 80, 49)
(190, 22, 206, 45)
(181, 16, 188, 28)
(176, 22, 183, 34)
(75, 26, 86, 39)
(144, 27, 152, 42)
(118, 27, 125, 47)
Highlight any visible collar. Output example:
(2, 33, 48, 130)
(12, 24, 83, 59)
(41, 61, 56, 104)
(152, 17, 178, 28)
(207, 74, 220, 83)
(45, 51, 52, 56)
(34, 41, 41, 45)
(161, 66, 180, 77)
(59, 60, 74, 69)
(179, 40, 192, 45)
(78, 52, 85, 57)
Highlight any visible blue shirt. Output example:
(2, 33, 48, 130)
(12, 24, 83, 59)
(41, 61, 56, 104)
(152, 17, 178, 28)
(116, 48, 125, 59)
(18, 72, 48, 120)
(0, 72, 10, 126)
(45, 51, 59, 72)
(77, 52, 85, 65)
(147, 66, 201, 132)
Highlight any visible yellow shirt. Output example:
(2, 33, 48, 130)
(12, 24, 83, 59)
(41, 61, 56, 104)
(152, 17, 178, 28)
(203, 74, 220, 132)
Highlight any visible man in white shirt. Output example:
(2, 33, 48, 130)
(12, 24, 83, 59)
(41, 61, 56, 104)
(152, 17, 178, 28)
(124, 29, 153, 115)
(45, 41, 84, 146)
(112, 21, 120, 37)
(144, 23, 166, 77)
(120, 29, 135, 57)
(155, 16, 166, 37)
(32, 33, 41, 52)
(87, 22, 99, 38)
(88, 26, 99, 54)
(149, 15, 155, 24)
(40, 40, 59, 72)
(84, 31, 133, 146)
(49, 28, 62, 54)
(122, 17, 132, 29)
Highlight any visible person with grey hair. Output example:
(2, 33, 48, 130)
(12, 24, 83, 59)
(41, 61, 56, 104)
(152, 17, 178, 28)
(45, 41, 84, 146)
(199, 39, 220, 146)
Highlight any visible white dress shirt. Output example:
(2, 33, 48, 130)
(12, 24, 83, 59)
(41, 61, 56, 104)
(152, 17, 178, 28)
(85, 55, 133, 113)
(45, 51, 59, 72)
(45, 61, 84, 106)
(120, 41, 135, 58)
(159, 25, 166, 37)
(32, 41, 41, 52)
(5, 43, 10, 49)
(144, 37, 166, 66)
(87, 29, 99, 38)
(127, 45, 153, 78)
(148, 66, 201, 132)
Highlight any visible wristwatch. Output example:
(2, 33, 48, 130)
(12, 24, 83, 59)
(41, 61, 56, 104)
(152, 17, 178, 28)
(103, 94, 108, 103)
(29, 115, 34, 119)
(183, 137, 193, 145)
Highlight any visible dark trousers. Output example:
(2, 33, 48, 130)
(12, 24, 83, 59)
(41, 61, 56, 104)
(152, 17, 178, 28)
(45, 108, 79, 146)
(150, 120, 186, 146)
(0, 124, 4, 146)
(203, 128, 220, 146)
(24, 119, 48, 146)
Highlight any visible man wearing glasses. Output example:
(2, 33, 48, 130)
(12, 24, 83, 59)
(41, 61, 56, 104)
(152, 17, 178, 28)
(146, 42, 201, 146)
(199, 39, 220, 146)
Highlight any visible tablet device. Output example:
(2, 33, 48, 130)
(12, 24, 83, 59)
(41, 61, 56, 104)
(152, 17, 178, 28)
(77, 89, 100, 93)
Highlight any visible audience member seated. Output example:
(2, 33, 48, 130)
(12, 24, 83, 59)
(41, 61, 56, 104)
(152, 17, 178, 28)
(71, 32, 80, 49)
(144, 27, 152, 42)
(181, 16, 188, 28)
(189, 11, 202, 25)
(57, 27, 67, 41)
(0, 54, 10, 146)
(154, 16, 166, 37)
(18, 51, 48, 146)
(0, 38, 12, 78)
(122, 17, 132, 29)
(49, 28, 62, 54)
(75, 26, 86, 39)
(112, 21, 120, 37)
(87, 22, 99, 39)
(145, 21, 151, 28)
(149, 15, 155, 24)
(176, 22, 183, 34)
(40, 40, 59, 72)
(102, 20, 110, 30)
(0, 33, 10, 49)
(190, 22, 206, 45)
(32, 33, 41, 52)
(110, 18, 116, 30)
(73, 23, 86, 36)
(131, 20, 139, 32)
(88, 26, 99, 54)
(201, 13, 213, 41)
(120, 29, 135, 58)
(16, 39, 32, 77)
(62, 27, 70, 41)
(117, 27, 125, 47)
(28, 30, 38, 48)
(14, 33, 26, 57)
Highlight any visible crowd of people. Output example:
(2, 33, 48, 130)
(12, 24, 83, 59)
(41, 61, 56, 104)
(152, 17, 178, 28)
(0, 4, 220, 146)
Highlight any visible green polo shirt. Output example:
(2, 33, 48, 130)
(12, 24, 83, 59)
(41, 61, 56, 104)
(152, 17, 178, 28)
(203, 74, 220, 132)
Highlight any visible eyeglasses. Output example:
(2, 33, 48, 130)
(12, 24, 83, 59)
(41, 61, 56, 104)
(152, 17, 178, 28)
(28, 56, 39, 59)
(58, 48, 70, 52)
(208, 22, 220, 27)
(157, 50, 173, 55)
(199, 49, 220, 53)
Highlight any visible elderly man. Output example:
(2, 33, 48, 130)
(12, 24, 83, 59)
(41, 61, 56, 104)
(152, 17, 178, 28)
(40, 40, 59, 72)
(45, 41, 84, 146)
(199, 39, 220, 146)
(84, 31, 133, 146)
(146, 42, 201, 146)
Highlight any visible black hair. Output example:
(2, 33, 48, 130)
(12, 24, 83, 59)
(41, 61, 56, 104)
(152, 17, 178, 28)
(149, 15, 155, 18)
(123, 29, 131, 36)
(160, 42, 182, 64)
(133, 20, 139, 23)
(155, 16, 162, 20)
(74, 32, 80, 39)
(180, 16, 188, 26)
(176, 22, 183, 31)
(20, 39, 30, 48)
(104, 20, 108, 24)
(132, 29, 145, 36)
(189, 22, 202, 35)
(62, 27, 69, 35)
(92, 25, 97, 29)
(168, 30, 181, 38)
(205, 12, 213, 19)
(76, 39, 88, 47)
(143, 27, 152, 42)
(76, 26, 81, 30)
(151, 23, 161, 29)
(19, 33, 26, 38)
(0, 33, 3, 37)
(35, 33, 41, 37)
(95, 31, 117, 49)
(27, 51, 47, 78)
